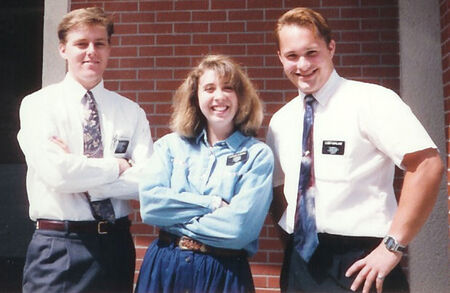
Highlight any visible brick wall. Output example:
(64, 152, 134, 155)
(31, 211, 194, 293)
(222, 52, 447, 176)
(440, 0, 450, 242)
(70, 1, 400, 291)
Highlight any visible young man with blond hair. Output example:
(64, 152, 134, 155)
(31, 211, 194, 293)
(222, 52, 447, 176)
(18, 7, 153, 292)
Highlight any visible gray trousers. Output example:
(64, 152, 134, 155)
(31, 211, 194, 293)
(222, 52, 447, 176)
(22, 220, 135, 293)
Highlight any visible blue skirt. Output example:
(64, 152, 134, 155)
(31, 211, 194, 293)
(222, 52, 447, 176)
(135, 238, 255, 293)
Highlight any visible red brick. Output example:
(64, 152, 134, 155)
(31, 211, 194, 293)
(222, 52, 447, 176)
(157, 34, 191, 45)
(156, 57, 192, 67)
(174, 45, 209, 56)
(362, 67, 399, 78)
(104, 81, 119, 91)
(248, 21, 277, 32)
(135, 235, 156, 247)
(156, 11, 191, 22)
(341, 8, 380, 18)
(139, 69, 173, 79)
(229, 33, 265, 44)
(341, 31, 380, 42)
(150, 114, 171, 125)
(140, 1, 173, 11)
(114, 24, 138, 34)
(140, 104, 155, 114)
(121, 35, 155, 46)
(328, 19, 361, 30)
(121, 80, 153, 91)
(323, 0, 358, 7)
(251, 264, 282, 276)
(211, 0, 246, 10)
(104, 1, 138, 12)
(139, 23, 173, 34)
(193, 33, 227, 44)
(247, 44, 277, 55)
(192, 11, 226, 21)
(130, 223, 155, 234)
(229, 10, 263, 20)
(174, 22, 208, 33)
(155, 103, 173, 114)
(139, 91, 173, 102)
(174, 0, 208, 10)
(120, 57, 155, 68)
(140, 46, 174, 57)
(209, 45, 246, 56)
(342, 55, 380, 66)
(253, 276, 267, 288)
(103, 69, 137, 80)
(362, 19, 398, 30)
(120, 12, 155, 23)
(156, 80, 183, 91)
(211, 22, 245, 32)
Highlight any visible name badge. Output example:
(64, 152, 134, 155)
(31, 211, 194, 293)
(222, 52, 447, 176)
(322, 140, 345, 155)
(226, 151, 248, 166)
(111, 135, 130, 157)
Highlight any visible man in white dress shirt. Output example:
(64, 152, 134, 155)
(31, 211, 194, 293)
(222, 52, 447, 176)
(266, 7, 444, 293)
(17, 7, 153, 293)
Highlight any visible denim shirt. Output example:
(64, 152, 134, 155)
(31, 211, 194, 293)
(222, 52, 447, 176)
(139, 130, 274, 256)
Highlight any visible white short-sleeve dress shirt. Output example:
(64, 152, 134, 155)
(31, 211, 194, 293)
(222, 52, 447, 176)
(266, 70, 437, 237)
(17, 74, 153, 221)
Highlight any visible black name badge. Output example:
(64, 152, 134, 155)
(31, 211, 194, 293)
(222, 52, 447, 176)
(114, 140, 129, 154)
(226, 151, 248, 166)
(322, 140, 345, 155)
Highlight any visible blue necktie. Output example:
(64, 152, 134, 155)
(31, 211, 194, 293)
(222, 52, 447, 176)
(82, 91, 116, 222)
(293, 94, 319, 262)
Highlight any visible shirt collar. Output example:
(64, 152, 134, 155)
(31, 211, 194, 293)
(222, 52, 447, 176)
(63, 73, 105, 103)
(298, 69, 343, 106)
(195, 129, 247, 151)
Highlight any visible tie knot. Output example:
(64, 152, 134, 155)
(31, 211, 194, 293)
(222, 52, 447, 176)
(83, 91, 95, 106)
(305, 94, 315, 105)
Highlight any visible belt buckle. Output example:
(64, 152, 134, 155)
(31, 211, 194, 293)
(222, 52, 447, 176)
(178, 236, 207, 253)
(97, 221, 108, 234)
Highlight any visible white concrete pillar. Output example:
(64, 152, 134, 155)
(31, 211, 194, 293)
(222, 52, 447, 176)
(398, 0, 448, 292)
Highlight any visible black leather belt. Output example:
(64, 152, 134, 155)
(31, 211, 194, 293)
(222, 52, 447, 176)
(159, 230, 247, 257)
(36, 217, 130, 235)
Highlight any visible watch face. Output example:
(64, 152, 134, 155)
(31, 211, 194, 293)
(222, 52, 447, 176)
(385, 237, 395, 249)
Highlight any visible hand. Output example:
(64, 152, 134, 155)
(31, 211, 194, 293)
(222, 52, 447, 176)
(50, 136, 70, 153)
(117, 158, 131, 175)
(345, 243, 402, 293)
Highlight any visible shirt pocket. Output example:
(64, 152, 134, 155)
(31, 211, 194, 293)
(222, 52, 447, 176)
(314, 152, 350, 182)
(170, 158, 190, 191)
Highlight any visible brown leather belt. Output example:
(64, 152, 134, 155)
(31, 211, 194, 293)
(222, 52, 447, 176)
(159, 230, 247, 257)
(36, 217, 130, 235)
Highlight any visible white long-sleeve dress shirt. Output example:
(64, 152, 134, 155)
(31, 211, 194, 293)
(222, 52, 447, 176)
(17, 74, 153, 221)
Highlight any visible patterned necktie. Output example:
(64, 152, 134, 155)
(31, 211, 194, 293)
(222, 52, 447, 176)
(82, 91, 115, 222)
(293, 94, 319, 262)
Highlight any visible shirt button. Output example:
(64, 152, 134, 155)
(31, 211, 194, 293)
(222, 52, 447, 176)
(185, 256, 191, 263)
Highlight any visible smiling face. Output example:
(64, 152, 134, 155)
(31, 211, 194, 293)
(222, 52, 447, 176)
(59, 24, 110, 90)
(197, 69, 238, 141)
(278, 24, 335, 94)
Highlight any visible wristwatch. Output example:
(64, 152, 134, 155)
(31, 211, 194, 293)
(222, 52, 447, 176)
(383, 235, 406, 253)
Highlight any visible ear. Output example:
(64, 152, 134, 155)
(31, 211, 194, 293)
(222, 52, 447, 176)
(58, 42, 67, 59)
(277, 50, 283, 63)
(328, 40, 336, 58)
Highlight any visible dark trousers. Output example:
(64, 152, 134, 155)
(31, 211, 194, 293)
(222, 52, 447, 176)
(281, 233, 409, 292)
(22, 219, 135, 293)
